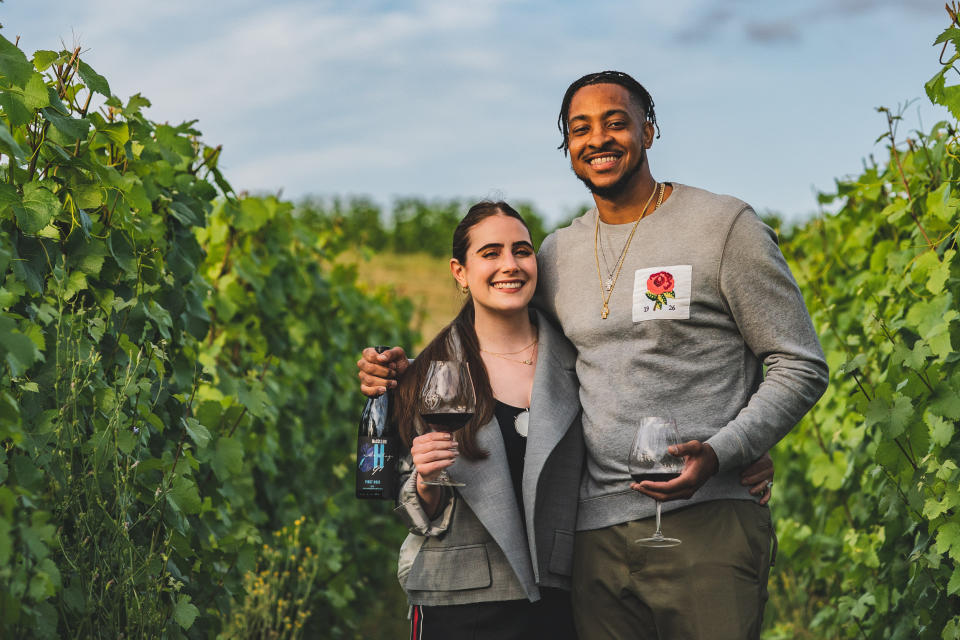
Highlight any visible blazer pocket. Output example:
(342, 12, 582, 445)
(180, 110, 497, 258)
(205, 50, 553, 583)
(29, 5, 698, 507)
(405, 544, 492, 591)
(548, 530, 575, 576)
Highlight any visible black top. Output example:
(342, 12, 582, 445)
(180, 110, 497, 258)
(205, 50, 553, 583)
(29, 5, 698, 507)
(493, 400, 529, 510)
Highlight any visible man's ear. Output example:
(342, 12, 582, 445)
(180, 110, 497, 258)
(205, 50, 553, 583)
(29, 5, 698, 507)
(643, 121, 655, 149)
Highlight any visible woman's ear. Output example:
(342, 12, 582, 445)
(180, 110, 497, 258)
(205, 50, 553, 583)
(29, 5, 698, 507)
(450, 258, 468, 289)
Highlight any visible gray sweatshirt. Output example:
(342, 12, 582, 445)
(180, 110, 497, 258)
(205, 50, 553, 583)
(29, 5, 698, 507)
(535, 183, 828, 531)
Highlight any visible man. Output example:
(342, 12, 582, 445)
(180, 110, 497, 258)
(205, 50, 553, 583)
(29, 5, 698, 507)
(360, 71, 827, 639)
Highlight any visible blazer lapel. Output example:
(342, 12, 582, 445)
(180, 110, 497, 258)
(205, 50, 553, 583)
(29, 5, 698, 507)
(448, 417, 537, 596)
(522, 314, 580, 533)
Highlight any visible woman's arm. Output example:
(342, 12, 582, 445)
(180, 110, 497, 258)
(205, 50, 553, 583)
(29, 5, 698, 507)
(394, 432, 459, 536)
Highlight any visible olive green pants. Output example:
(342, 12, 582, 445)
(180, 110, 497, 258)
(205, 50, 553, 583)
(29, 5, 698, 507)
(572, 500, 774, 640)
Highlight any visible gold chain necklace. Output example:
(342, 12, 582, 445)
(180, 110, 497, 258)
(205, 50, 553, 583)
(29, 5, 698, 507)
(593, 182, 664, 320)
(481, 340, 538, 366)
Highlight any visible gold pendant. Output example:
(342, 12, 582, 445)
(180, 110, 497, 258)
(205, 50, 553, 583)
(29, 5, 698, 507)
(601, 305, 609, 319)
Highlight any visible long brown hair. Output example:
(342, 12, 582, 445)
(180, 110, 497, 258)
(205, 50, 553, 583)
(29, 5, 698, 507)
(394, 201, 532, 460)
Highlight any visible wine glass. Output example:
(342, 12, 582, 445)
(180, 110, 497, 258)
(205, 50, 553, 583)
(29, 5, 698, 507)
(629, 416, 684, 547)
(418, 360, 476, 487)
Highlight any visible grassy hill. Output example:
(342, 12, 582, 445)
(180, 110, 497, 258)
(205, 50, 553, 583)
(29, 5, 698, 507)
(344, 250, 467, 350)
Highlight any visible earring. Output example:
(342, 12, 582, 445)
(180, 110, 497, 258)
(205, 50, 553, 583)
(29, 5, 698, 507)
(460, 284, 469, 294)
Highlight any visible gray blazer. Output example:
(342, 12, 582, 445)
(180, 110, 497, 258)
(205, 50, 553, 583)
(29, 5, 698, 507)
(395, 312, 583, 606)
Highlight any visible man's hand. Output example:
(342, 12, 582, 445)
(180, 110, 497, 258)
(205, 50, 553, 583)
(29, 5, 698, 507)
(740, 451, 774, 505)
(631, 440, 719, 501)
(357, 346, 409, 396)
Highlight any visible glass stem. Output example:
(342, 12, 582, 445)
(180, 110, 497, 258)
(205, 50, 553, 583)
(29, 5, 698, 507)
(654, 500, 664, 538)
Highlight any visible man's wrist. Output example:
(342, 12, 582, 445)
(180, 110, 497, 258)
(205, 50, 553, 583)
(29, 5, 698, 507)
(701, 442, 720, 477)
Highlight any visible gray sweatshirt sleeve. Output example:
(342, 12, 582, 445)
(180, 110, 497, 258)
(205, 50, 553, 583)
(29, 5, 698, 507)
(705, 208, 829, 472)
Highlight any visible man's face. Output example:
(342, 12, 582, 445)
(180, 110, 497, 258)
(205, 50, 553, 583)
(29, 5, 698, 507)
(566, 83, 653, 199)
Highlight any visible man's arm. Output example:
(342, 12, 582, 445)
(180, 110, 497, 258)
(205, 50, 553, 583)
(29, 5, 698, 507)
(636, 208, 827, 501)
(705, 208, 829, 471)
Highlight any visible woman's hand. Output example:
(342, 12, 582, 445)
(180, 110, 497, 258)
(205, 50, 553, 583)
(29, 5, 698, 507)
(411, 432, 458, 481)
(740, 451, 774, 505)
(357, 346, 409, 396)
(411, 432, 458, 516)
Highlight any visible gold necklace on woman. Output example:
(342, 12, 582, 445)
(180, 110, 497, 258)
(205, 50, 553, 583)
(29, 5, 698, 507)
(480, 336, 539, 366)
(593, 182, 665, 320)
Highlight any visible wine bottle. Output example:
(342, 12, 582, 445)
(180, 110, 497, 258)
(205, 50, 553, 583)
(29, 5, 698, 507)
(356, 346, 399, 500)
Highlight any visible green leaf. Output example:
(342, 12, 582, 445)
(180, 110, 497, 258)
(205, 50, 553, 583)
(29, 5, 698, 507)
(949, 569, 960, 597)
(76, 60, 110, 96)
(889, 395, 914, 438)
(11, 453, 45, 495)
(926, 184, 958, 224)
(31, 50, 60, 72)
(182, 417, 211, 450)
(73, 183, 104, 209)
(839, 353, 868, 375)
(107, 231, 137, 274)
(173, 594, 199, 630)
(935, 522, 960, 563)
(97, 122, 128, 147)
(926, 64, 960, 121)
(0, 316, 42, 373)
(169, 201, 200, 226)
(0, 120, 29, 163)
(212, 437, 244, 480)
(41, 107, 90, 142)
(169, 474, 201, 514)
(937, 460, 959, 482)
(116, 429, 137, 455)
(0, 34, 34, 87)
(934, 27, 960, 48)
(809, 450, 847, 490)
(927, 411, 954, 448)
(0, 91, 31, 127)
(931, 388, 960, 420)
(17, 182, 60, 234)
(238, 382, 270, 419)
(22, 72, 50, 110)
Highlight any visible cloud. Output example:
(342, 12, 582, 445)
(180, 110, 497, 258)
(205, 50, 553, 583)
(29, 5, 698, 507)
(672, 0, 946, 45)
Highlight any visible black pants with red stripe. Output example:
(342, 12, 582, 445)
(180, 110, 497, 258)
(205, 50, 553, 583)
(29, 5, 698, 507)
(410, 587, 576, 640)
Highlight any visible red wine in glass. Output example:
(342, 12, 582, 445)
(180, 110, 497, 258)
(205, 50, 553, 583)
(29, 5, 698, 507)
(421, 412, 474, 433)
(630, 471, 680, 484)
(418, 361, 476, 487)
(629, 417, 684, 547)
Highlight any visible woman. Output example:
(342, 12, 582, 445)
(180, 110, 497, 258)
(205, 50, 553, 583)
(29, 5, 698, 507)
(391, 201, 581, 639)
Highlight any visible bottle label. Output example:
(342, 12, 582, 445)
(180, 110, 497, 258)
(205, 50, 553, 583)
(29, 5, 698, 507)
(357, 436, 396, 497)
(359, 438, 389, 474)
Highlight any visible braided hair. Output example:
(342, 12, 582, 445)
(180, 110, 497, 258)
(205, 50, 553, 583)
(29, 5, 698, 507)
(557, 70, 660, 155)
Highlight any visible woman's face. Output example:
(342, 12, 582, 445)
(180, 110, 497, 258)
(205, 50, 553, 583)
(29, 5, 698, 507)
(451, 214, 537, 317)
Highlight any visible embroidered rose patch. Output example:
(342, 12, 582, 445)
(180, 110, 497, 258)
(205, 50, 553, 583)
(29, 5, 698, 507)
(645, 271, 676, 311)
(632, 265, 691, 322)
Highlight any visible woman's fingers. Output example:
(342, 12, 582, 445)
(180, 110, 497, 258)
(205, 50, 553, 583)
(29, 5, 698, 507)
(412, 432, 458, 476)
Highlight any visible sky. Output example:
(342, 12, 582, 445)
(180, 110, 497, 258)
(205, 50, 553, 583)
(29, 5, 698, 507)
(1, 0, 952, 224)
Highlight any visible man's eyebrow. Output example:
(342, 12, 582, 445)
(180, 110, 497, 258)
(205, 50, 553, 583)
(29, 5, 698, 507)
(568, 108, 631, 123)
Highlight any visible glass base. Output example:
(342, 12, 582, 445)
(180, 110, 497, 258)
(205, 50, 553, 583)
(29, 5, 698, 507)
(421, 478, 466, 487)
(635, 535, 681, 548)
